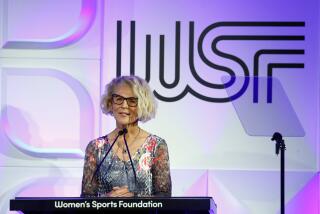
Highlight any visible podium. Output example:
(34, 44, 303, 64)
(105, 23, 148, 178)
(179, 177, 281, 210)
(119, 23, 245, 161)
(10, 197, 217, 214)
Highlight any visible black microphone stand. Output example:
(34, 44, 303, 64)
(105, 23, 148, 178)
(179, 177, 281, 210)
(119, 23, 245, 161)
(122, 129, 138, 192)
(91, 130, 125, 182)
(271, 132, 286, 214)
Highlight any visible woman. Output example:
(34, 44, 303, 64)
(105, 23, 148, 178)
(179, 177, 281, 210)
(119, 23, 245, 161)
(81, 75, 171, 197)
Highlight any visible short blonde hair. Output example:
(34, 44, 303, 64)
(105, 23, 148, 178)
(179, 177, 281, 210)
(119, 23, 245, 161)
(101, 76, 157, 122)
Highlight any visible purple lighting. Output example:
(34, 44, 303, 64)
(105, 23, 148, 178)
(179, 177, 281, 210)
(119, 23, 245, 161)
(282, 173, 319, 214)
(2, 0, 97, 49)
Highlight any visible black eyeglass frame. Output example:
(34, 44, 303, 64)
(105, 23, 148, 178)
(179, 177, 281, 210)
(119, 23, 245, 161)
(111, 94, 138, 107)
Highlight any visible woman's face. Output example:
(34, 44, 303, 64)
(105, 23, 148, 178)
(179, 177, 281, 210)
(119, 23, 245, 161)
(111, 83, 139, 127)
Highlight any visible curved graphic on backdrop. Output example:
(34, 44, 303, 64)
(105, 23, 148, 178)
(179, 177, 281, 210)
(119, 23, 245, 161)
(2, 0, 97, 49)
(1, 68, 95, 158)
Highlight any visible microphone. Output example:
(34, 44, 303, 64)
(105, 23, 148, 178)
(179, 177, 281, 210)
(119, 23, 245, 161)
(122, 128, 128, 135)
(271, 132, 284, 155)
(91, 129, 125, 182)
(118, 128, 127, 136)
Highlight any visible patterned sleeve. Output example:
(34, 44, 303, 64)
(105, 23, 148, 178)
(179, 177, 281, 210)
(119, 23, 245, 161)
(152, 139, 172, 196)
(81, 141, 99, 197)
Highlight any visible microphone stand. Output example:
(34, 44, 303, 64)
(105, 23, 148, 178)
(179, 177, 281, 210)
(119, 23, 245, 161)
(271, 132, 286, 214)
(91, 130, 125, 182)
(122, 129, 138, 192)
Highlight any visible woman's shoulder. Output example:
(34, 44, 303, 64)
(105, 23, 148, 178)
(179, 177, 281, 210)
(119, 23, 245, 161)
(144, 133, 168, 152)
(85, 135, 109, 152)
(147, 134, 166, 144)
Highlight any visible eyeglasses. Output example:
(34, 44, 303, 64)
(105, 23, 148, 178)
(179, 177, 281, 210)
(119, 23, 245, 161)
(112, 94, 138, 107)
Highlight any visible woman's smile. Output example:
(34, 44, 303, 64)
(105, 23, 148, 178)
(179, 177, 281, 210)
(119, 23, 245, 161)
(118, 112, 130, 116)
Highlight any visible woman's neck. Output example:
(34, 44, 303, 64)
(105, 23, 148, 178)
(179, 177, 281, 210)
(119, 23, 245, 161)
(115, 122, 140, 138)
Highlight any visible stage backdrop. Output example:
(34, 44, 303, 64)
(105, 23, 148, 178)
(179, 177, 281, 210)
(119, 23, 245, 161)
(0, 0, 319, 213)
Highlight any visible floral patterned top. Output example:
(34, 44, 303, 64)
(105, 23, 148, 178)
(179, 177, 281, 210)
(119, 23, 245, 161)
(81, 134, 171, 197)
